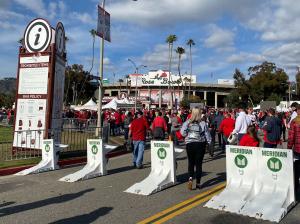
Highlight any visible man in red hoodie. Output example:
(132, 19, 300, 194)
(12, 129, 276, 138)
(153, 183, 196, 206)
(219, 113, 235, 151)
(288, 104, 300, 192)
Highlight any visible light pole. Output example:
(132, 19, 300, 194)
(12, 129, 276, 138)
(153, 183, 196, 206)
(127, 58, 147, 111)
(97, 0, 138, 137)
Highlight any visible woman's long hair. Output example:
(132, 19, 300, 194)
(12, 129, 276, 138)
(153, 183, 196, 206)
(190, 107, 202, 123)
(247, 125, 260, 143)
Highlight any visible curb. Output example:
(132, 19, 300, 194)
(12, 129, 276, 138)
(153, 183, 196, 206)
(0, 149, 131, 177)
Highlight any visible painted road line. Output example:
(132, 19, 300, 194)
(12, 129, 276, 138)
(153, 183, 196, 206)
(138, 182, 226, 224)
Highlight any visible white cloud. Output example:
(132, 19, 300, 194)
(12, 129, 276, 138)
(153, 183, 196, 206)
(245, 0, 300, 41)
(227, 52, 266, 64)
(108, 0, 263, 27)
(13, 0, 47, 16)
(71, 12, 94, 25)
(141, 44, 169, 68)
(204, 25, 235, 52)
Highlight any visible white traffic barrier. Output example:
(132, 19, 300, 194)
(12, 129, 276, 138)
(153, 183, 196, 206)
(205, 146, 295, 223)
(59, 140, 117, 182)
(15, 139, 62, 175)
(125, 141, 176, 196)
(241, 148, 295, 222)
(205, 145, 259, 213)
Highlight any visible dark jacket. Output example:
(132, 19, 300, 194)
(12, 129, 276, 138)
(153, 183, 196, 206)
(263, 116, 282, 144)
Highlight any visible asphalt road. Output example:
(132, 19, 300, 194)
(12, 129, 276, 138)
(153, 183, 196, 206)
(0, 143, 299, 224)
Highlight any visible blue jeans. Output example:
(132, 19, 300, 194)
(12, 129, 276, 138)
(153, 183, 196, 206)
(133, 141, 145, 167)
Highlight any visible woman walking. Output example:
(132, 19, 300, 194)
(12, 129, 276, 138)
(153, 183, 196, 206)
(181, 107, 211, 190)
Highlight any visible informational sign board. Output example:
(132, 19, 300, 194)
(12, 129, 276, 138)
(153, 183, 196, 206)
(260, 101, 276, 111)
(13, 53, 50, 149)
(13, 18, 66, 150)
(97, 5, 111, 42)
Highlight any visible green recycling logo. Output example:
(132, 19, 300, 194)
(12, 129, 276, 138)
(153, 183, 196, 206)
(91, 145, 98, 155)
(45, 144, 50, 152)
(157, 148, 167, 160)
(267, 157, 282, 172)
(234, 154, 248, 168)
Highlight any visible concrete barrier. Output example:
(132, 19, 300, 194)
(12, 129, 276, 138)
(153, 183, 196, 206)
(125, 141, 176, 196)
(241, 148, 295, 222)
(59, 139, 117, 182)
(15, 139, 60, 175)
(205, 145, 259, 213)
(205, 146, 295, 223)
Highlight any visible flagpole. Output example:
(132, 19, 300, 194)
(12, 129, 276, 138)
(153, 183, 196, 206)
(96, 0, 106, 138)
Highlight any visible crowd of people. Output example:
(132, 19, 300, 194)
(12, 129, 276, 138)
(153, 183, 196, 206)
(100, 102, 300, 191)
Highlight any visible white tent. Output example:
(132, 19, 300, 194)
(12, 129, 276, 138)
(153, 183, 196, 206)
(102, 97, 135, 110)
(70, 98, 98, 111)
(102, 98, 118, 110)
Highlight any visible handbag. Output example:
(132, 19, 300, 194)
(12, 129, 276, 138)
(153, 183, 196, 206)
(228, 133, 237, 144)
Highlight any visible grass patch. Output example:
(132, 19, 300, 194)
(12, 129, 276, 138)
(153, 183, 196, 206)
(0, 126, 13, 142)
(0, 157, 41, 169)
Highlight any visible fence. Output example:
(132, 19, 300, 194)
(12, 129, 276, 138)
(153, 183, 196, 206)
(0, 122, 110, 162)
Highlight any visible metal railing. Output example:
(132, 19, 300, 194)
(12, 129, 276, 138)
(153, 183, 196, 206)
(0, 123, 110, 162)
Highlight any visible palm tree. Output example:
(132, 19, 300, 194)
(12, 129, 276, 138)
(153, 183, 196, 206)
(175, 46, 185, 88)
(166, 34, 177, 108)
(186, 39, 195, 99)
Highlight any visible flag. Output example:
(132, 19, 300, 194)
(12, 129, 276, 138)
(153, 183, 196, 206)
(97, 5, 111, 42)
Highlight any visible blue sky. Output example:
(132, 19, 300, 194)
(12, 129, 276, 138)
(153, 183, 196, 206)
(1, 0, 300, 83)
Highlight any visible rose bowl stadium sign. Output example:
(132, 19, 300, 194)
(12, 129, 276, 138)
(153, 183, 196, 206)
(130, 70, 196, 87)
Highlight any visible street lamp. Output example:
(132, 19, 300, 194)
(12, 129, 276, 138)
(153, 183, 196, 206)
(127, 58, 147, 111)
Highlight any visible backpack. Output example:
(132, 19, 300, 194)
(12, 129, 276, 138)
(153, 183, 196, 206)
(187, 121, 206, 141)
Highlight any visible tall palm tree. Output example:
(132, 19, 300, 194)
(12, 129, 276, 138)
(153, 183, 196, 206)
(175, 46, 185, 88)
(186, 39, 195, 99)
(166, 34, 177, 108)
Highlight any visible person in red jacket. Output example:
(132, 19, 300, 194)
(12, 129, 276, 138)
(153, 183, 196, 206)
(152, 111, 167, 140)
(239, 125, 259, 147)
(287, 104, 300, 191)
(129, 111, 150, 169)
(219, 113, 235, 151)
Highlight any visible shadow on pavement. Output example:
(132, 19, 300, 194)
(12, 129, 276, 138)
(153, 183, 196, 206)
(0, 188, 94, 217)
(201, 172, 226, 189)
(203, 152, 226, 164)
(209, 213, 259, 224)
(50, 207, 113, 224)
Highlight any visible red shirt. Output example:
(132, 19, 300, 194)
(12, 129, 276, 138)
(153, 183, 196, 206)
(219, 118, 235, 138)
(288, 117, 300, 153)
(152, 116, 167, 132)
(130, 117, 149, 141)
(239, 134, 259, 147)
